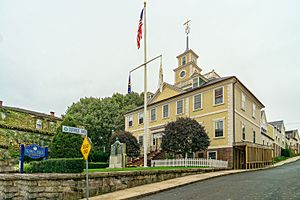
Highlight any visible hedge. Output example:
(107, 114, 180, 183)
(29, 158, 84, 173)
(88, 162, 109, 169)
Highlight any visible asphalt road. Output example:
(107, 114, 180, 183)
(138, 160, 300, 200)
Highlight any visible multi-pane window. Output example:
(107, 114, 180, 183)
(49, 122, 55, 130)
(192, 78, 199, 88)
(242, 123, 246, 141)
(138, 112, 144, 124)
(253, 131, 256, 143)
(139, 135, 143, 147)
(214, 87, 224, 105)
(208, 151, 217, 160)
(151, 108, 156, 121)
(36, 119, 42, 130)
(192, 77, 205, 88)
(162, 104, 169, 118)
(215, 120, 224, 137)
(194, 94, 202, 110)
(176, 99, 184, 115)
(252, 103, 256, 118)
(128, 115, 133, 127)
(242, 93, 246, 111)
(182, 56, 186, 65)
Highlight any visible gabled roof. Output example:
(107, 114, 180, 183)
(1, 106, 62, 121)
(125, 76, 265, 115)
(269, 120, 284, 129)
(147, 82, 184, 105)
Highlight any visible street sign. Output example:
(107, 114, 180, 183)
(81, 137, 91, 161)
(62, 125, 87, 136)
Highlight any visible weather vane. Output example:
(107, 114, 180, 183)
(183, 19, 191, 51)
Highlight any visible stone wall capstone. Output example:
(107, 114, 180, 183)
(0, 168, 225, 199)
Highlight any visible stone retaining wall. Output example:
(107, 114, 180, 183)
(0, 168, 225, 199)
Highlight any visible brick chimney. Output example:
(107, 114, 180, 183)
(50, 111, 55, 117)
(0, 100, 3, 108)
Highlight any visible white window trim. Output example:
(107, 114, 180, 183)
(242, 122, 246, 141)
(241, 93, 246, 111)
(128, 115, 133, 127)
(150, 107, 157, 122)
(252, 103, 256, 119)
(179, 70, 186, 79)
(193, 93, 203, 111)
(192, 77, 199, 89)
(176, 99, 184, 115)
(182, 55, 186, 65)
(138, 135, 144, 147)
(138, 112, 144, 125)
(162, 104, 169, 119)
(207, 151, 218, 160)
(213, 118, 225, 138)
(213, 86, 224, 106)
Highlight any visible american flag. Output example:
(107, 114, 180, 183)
(137, 9, 144, 49)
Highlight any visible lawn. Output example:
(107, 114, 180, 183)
(85, 166, 207, 173)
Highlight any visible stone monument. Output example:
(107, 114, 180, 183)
(109, 138, 126, 168)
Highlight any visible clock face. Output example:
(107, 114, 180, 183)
(180, 70, 186, 78)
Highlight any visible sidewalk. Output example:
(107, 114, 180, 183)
(89, 156, 300, 200)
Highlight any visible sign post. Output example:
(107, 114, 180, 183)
(81, 136, 91, 200)
(62, 125, 90, 199)
(19, 144, 48, 174)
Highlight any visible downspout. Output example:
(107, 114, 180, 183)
(233, 78, 237, 144)
(232, 78, 237, 169)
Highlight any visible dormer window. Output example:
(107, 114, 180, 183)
(192, 77, 205, 88)
(36, 119, 42, 130)
(182, 56, 186, 65)
(192, 78, 199, 88)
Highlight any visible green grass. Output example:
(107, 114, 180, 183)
(85, 166, 207, 173)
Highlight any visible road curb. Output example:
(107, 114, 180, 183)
(89, 156, 300, 200)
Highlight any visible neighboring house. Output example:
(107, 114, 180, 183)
(125, 48, 272, 169)
(269, 120, 286, 157)
(260, 111, 274, 149)
(285, 129, 300, 154)
(0, 100, 62, 172)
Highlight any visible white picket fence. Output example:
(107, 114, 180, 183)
(151, 158, 228, 168)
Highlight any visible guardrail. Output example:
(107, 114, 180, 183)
(151, 158, 228, 168)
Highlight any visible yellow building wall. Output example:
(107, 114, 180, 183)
(234, 83, 262, 144)
(150, 86, 181, 103)
(125, 79, 233, 151)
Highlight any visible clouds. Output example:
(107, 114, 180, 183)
(0, 0, 300, 131)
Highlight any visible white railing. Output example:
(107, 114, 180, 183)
(151, 158, 228, 168)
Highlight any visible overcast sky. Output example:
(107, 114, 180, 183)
(0, 0, 300, 131)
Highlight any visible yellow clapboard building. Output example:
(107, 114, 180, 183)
(125, 48, 273, 169)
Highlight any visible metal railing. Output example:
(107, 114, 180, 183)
(151, 158, 228, 168)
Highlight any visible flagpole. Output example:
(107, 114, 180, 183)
(143, 0, 148, 167)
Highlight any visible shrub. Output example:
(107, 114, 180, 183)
(281, 148, 291, 158)
(109, 131, 140, 158)
(50, 116, 83, 158)
(29, 158, 84, 173)
(89, 150, 109, 162)
(273, 156, 287, 163)
(88, 162, 109, 169)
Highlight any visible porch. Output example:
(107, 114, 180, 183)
(233, 142, 273, 169)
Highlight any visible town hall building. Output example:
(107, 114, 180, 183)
(125, 46, 273, 169)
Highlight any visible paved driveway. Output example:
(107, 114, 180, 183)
(138, 160, 300, 200)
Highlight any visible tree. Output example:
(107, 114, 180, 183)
(109, 131, 140, 158)
(63, 92, 143, 152)
(50, 116, 83, 158)
(161, 117, 210, 157)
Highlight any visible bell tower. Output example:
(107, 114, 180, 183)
(173, 20, 205, 90)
